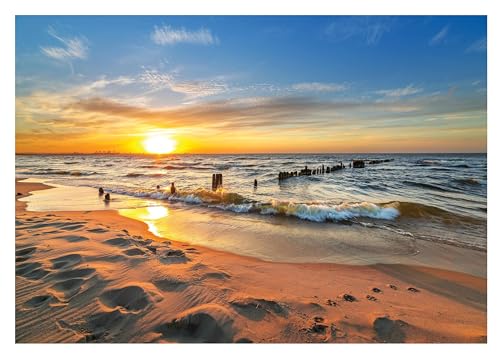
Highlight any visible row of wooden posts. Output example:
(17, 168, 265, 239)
(210, 159, 395, 188)
(279, 162, 347, 181)
(278, 159, 394, 181)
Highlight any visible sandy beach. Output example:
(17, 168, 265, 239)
(15, 180, 486, 343)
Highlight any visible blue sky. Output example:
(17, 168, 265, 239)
(15, 16, 487, 153)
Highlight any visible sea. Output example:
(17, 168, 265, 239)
(16, 153, 487, 269)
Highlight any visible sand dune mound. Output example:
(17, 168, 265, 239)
(155, 304, 235, 343)
(99, 285, 152, 312)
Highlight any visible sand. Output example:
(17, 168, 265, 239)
(15, 180, 486, 343)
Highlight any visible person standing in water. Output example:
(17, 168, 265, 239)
(170, 182, 176, 194)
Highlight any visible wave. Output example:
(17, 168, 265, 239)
(453, 178, 481, 186)
(403, 180, 453, 193)
(385, 201, 483, 225)
(164, 165, 186, 170)
(20, 169, 97, 176)
(63, 161, 79, 165)
(416, 159, 441, 166)
(105, 186, 401, 222)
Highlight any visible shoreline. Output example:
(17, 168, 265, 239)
(15, 180, 487, 343)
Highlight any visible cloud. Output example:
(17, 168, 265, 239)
(375, 84, 423, 97)
(429, 25, 449, 46)
(138, 68, 227, 98)
(41, 26, 88, 61)
(151, 25, 219, 45)
(60, 90, 485, 132)
(291, 82, 347, 92)
(466, 37, 487, 53)
(325, 16, 392, 45)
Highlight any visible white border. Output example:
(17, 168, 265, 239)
(1, 1, 497, 359)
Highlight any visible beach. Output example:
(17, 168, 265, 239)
(15, 179, 487, 343)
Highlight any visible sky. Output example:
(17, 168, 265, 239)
(16, 16, 487, 154)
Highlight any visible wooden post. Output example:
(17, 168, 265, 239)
(212, 174, 216, 190)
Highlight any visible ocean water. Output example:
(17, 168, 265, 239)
(16, 153, 487, 251)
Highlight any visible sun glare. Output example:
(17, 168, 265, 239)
(143, 134, 177, 154)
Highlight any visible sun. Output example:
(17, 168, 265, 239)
(143, 134, 177, 154)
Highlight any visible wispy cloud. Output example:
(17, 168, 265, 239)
(375, 84, 423, 97)
(138, 68, 227, 98)
(41, 26, 88, 61)
(466, 37, 487, 53)
(325, 16, 392, 45)
(151, 25, 219, 46)
(291, 82, 347, 92)
(429, 25, 449, 46)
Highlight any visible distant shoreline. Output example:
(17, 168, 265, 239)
(15, 152, 487, 156)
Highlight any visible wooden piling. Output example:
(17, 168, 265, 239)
(212, 173, 223, 190)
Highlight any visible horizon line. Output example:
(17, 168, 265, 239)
(15, 151, 487, 156)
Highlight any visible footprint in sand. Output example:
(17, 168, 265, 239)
(87, 227, 109, 233)
(16, 262, 50, 280)
(230, 298, 287, 321)
(158, 249, 189, 264)
(123, 248, 146, 256)
(99, 285, 153, 313)
(366, 295, 377, 302)
(51, 278, 86, 299)
(155, 304, 235, 343)
(407, 287, 420, 293)
(373, 316, 408, 343)
(326, 299, 338, 307)
(50, 254, 83, 269)
(388, 284, 398, 290)
(24, 294, 56, 308)
(52, 267, 96, 281)
(104, 237, 131, 247)
(16, 246, 37, 263)
(54, 235, 89, 243)
(342, 294, 357, 302)
(16, 246, 37, 257)
(200, 271, 231, 281)
(58, 309, 129, 343)
(153, 277, 189, 292)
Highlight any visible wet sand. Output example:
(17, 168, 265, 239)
(15, 180, 487, 343)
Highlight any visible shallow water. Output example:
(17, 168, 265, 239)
(16, 153, 487, 250)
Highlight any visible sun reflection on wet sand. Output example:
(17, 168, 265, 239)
(119, 206, 169, 236)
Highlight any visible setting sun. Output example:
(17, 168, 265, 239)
(143, 134, 177, 154)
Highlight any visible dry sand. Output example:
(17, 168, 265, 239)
(15, 180, 486, 343)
